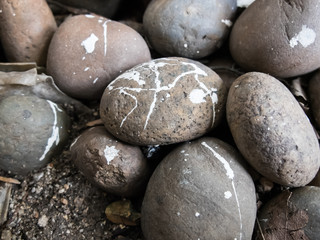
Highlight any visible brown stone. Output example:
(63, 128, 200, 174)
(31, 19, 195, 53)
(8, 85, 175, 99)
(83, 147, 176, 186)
(0, 0, 57, 66)
(100, 57, 227, 146)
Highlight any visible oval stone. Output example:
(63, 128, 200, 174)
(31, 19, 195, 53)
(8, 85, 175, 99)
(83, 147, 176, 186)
(100, 57, 227, 146)
(0, 0, 57, 66)
(143, 0, 237, 59)
(70, 126, 150, 197)
(47, 14, 151, 100)
(227, 72, 320, 187)
(229, 0, 320, 78)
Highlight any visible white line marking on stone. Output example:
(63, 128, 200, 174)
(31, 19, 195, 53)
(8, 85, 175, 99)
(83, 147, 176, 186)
(201, 141, 243, 240)
(102, 20, 112, 56)
(39, 101, 61, 161)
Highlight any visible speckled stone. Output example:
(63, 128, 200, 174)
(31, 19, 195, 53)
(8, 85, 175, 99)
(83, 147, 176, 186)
(0, 0, 57, 66)
(70, 126, 149, 197)
(141, 137, 256, 240)
(47, 14, 151, 100)
(227, 72, 320, 187)
(100, 57, 227, 146)
(0, 95, 70, 175)
(143, 0, 237, 59)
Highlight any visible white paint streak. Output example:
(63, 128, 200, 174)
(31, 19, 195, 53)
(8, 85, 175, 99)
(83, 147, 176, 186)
(201, 141, 243, 240)
(85, 14, 95, 18)
(119, 90, 138, 127)
(81, 33, 99, 54)
(221, 19, 233, 27)
(70, 135, 81, 149)
(237, 0, 255, 8)
(84, 67, 90, 72)
(102, 20, 112, 56)
(104, 146, 119, 165)
(289, 25, 316, 48)
(39, 101, 61, 161)
(93, 78, 99, 84)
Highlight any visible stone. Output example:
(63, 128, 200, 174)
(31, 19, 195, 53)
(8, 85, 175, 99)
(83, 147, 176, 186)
(0, 0, 57, 66)
(100, 57, 227, 146)
(0, 95, 70, 175)
(47, 14, 151, 100)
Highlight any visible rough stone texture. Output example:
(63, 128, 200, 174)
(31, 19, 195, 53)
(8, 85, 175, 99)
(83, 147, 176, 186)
(53, 0, 123, 18)
(143, 0, 237, 59)
(141, 137, 257, 240)
(229, 0, 320, 78)
(70, 126, 150, 197)
(257, 187, 320, 240)
(0, 95, 70, 175)
(100, 57, 227, 146)
(47, 14, 151, 100)
(0, 0, 57, 66)
(227, 72, 320, 187)
(308, 70, 320, 129)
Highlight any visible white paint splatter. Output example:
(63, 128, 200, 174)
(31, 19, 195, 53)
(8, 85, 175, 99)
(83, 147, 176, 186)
(184, 43, 188, 48)
(93, 78, 99, 84)
(289, 25, 316, 48)
(195, 212, 200, 217)
(104, 146, 119, 165)
(39, 101, 62, 161)
(84, 67, 90, 72)
(82, 56, 86, 60)
(177, 212, 181, 216)
(201, 141, 243, 240)
(221, 19, 233, 27)
(224, 191, 232, 199)
(189, 89, 207, 104)
(81, 33, 99, 54)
